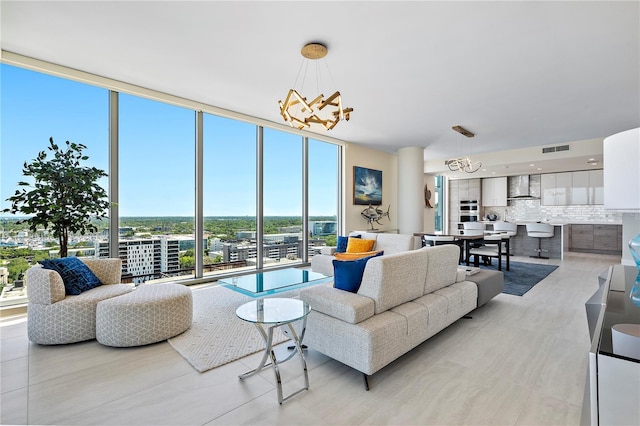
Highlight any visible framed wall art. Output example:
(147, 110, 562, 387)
(353, 166, 382, 205)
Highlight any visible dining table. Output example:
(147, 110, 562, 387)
(416, 232, 511, 271)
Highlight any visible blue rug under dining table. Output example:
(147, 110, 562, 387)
(478, 260, 559, 296)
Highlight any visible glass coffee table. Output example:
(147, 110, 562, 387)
(236, 297, 311, 404)
(220, 267, 330, 297)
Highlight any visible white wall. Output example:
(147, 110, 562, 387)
(398, 147, 424, 234)
(343, 142, 397, 233)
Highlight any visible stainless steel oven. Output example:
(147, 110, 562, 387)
(459, 200, 479, 222)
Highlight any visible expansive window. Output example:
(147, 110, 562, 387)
(308, 138, 339, 253)
(434, 175, 444, 232)
(0, 64, 108, 304)
(118, 94, 195, 284)
(202, 114, 256, 276)
(262, 128, 303, 266)
(0, 62, 342, 302)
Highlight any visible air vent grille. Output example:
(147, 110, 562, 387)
(542, 144, 571, 154)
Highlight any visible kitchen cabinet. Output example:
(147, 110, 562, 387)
(449, 178, 480, 203)
(589, 169, 604, 204)
(569, 224, 621, 254)
(541, 172, 571, 205)
(571, 224, 594, 250)
(571, 171, 590, 205)
(572, 170, 603, 205)
(482, 177, 507, 206)
(542, 170, 603, 205)
(448, 178, 480, 234)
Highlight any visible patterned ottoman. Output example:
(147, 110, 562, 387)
(96, 283, 193, 347)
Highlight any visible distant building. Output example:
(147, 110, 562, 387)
(95, 236, 182, 282)
(309, 221, 337, 236)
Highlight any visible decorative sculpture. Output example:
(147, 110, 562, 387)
(361, 205, 391, 230)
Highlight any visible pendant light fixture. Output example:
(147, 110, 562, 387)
(278, 42, 353, 131)
(446, 125, 482, 173)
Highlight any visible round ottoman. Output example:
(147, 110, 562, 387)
(96, 283, 192, 347)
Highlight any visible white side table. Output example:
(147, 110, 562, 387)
(236, 298, 310, 404)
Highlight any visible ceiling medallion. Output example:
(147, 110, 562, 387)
(278, 43, 353, 131)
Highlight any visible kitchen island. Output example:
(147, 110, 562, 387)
(485, 222, 567, 259)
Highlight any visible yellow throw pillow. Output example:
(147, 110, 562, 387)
(346, 238, 376, 253)
(334, 250, 382, 261)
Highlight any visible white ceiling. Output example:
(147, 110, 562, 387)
(2, 1, 638, 178)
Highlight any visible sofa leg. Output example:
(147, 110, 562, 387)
(362, 373, 370, 391)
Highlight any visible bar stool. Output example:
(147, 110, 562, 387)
(526, 223, 554, 259)
(492, 222, 517, 255)
(462, 222, 486, 236)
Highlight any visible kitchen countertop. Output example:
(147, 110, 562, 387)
(480, 221, 622, 226)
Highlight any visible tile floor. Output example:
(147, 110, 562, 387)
(0, 253, 620, 425)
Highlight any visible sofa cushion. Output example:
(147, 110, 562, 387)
(346, 238, 375, 253)
(39, 257, 102, 295)
(422, 245, 460, 294)
(333, 252, 383, 293)
(336, 234, 360, 253)
(358, 249, 429, 314)
(336, 236, 349, 253)
(334, 250, 382, 261)
(300, 284, 375, 324)
(373, 233, 416, 254)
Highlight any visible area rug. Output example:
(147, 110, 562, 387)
(479, 261, 559, 296)
(168, 285, 298, 373)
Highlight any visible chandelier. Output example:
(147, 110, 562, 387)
(278, 43, 353, 131)
(446, 125, 482, 173)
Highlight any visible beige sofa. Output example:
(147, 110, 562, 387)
(311, 232, 419, 276)
(300, 244, 477, 389)
(26, 258, 133, 345)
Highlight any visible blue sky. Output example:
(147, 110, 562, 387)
(1, 64, 338, 217)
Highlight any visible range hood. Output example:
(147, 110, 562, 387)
(507, 175, 540, 200)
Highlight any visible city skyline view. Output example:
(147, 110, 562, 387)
(1, 64, 339, 218)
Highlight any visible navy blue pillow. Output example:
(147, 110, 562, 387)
(333, 251, 383, 293)
(336, 236, 349, 253)
(336, 234, 361, 253)
(39, 257, 102, 295)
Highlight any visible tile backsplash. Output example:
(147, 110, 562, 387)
(482, 174, 624, 223)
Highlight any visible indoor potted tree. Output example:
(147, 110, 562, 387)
(2, 137, 110, 258)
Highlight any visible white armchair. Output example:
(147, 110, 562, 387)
(26, 258, 133, 345)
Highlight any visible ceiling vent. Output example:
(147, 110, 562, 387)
(542, 144, 570, 154)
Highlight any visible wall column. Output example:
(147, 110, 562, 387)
(398, 147, 424, 235)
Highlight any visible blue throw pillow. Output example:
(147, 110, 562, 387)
(333, 251, 383, 293)
(336, 236, 349, 253)
(39, 257, 102, 295)
(336, 234, 361, 253)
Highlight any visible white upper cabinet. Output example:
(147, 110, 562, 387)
(541, 172, 571, 205)
(541, 173, 557, 205)
(542, 170, 604, 205)
(482, 177, 507, 206)
(571, 171, 590, 205)
(589, 169, 604, 204)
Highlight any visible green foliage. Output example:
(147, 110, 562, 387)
(7, 257, 29, 282)
(324, 234, 337, 246)
(73, 241, 94, 248)
(179, 252, 195, 269)
(0, 247, 33, 259)
(2, 138, 109, 258)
